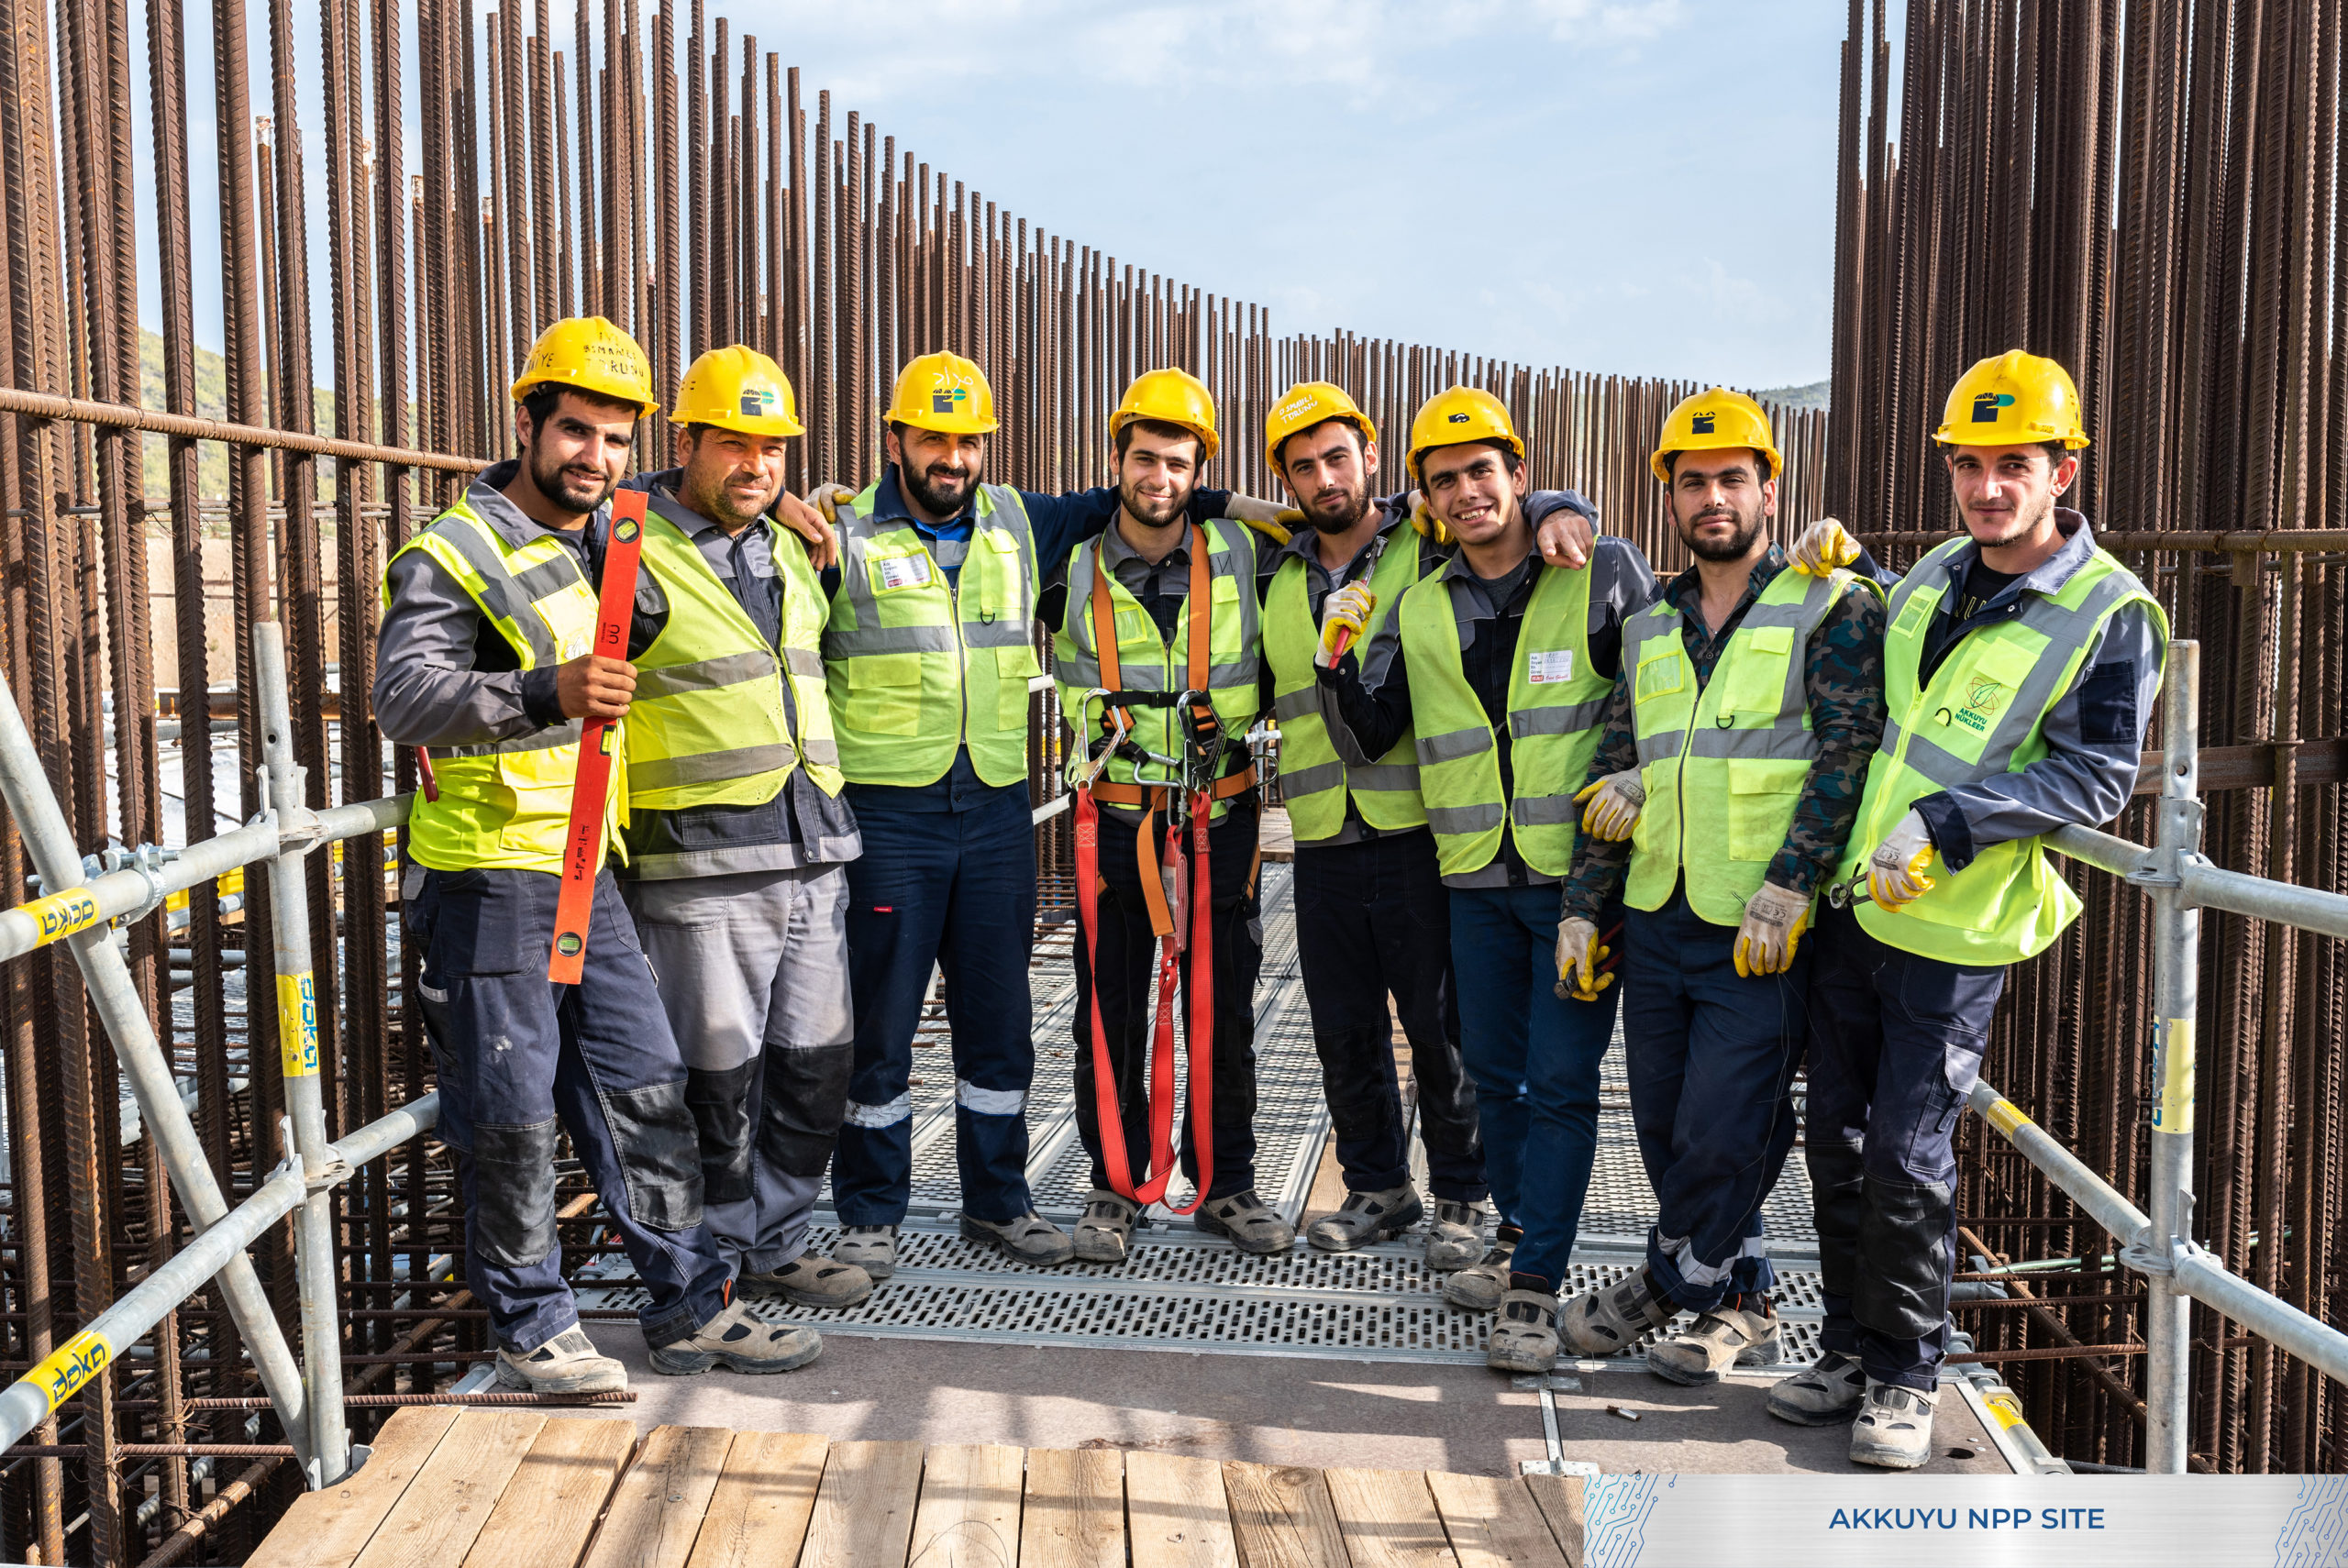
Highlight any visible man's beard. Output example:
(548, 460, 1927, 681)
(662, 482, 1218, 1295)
(902, 458, 977, 517)
(1118, 476, 1191, 531)
(1681, 502, 1767, 562)
(1303, 480, 1371, 536)
(1968, 489, 2054, 546)
(528, 445, 615, 513)
(692, 471, 776, 529)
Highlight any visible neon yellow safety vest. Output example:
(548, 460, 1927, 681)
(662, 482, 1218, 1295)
(1263, 525, 1434, 842)
(1399, 559, 1613, 878)
(624, 505, 843, 817)
(1837, 536, 2165, 966)
(824, 480, 1043, 788)
(1053, 517, 1261, 819)
(1622, 566, 1860, 925)
(385, 497, 625, 874)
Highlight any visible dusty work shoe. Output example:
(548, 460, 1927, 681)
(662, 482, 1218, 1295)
(1306, 1186, 1424, 1253)
(649, 1301, 822, 1375)
(1646, 1296, 1783, 1386)
(738, 1254, 874, 1309)
(1558, 1266, 1677, 1357)
(1442, 1231, 1519, 1312)
(1194, 1189, 1297, 1254)
(1073, 1189, 1142, 1264)
(494, 1326, 626, 1396)
(1423, 1200, 1487, 1272)
(1850, 1379, 1937, 1469)
(960, 1209, 1077, 1265)
(1766, 1351, 1870, 1426)
(833, 1224, 899, 1281)
(1485, 1287, 1563, 1374)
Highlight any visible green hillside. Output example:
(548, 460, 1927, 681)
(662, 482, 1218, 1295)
(1755, 379, 1831, 412)
(137, 330, 350, 503)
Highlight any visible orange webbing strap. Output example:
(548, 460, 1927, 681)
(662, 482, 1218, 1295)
(1091, 555, 1124, 727)
(1085, 770, 1253, 808)
(546, 489, 646, 984)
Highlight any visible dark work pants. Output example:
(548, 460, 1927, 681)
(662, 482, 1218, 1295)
(1450, 885, 1620, 1287)
(834, 787, 1037, 1226)
(1805, 904, 2005, 1391)
(411, 867, 729, 1354)
(1622, 890, 1808, 1314)
(1292, 828, 1484, 1201)
(1072, 796, 1262, 1201)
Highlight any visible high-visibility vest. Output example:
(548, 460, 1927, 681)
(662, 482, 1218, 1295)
(1263, 525, 1434, 842)
(623, 507, 843, 815)
(1053, 517, 1261, 819)
(1622, 567, 1859, 925)
(1398, 559, 1613, 878)
(823, 480, 1043, 788)
(1837, 536, 2164, 966)
(385, 497, 624, 873)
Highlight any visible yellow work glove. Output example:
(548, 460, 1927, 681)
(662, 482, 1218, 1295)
(1790, 516, 1860, 577)
(1554, 917, 1612, 1001)
(1316, 582, 1375, 669)
(1406, 489, 1453, 546)
(1733, 880, 1813, 977)
(1573, 769, 1646, 842)
(1224, 494, 1303, 546)
(806, 480, 858, 525)
(1866, 809, 1938, 911)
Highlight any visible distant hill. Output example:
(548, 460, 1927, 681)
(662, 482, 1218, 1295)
(137, 330, 347, 505)
(1755, 379, 1831, 412)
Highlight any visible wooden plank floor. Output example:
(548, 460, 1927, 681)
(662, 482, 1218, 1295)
(256, 1408, 1586, 1568)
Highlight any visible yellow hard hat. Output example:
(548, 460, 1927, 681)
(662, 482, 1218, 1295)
(1407, 386, 1523, 484)
(1112, 367, 1220, 462)
(510, 315, 656, 414)
(885, 350, 998, 435)
(1649, 388, 1782, 482)
(670, 345, 804, 437)
(1265, 381, 1377, 473)
(1934, 350, 2090, 449)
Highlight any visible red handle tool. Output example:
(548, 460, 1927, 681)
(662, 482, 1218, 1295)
(546, 489, 647, 984)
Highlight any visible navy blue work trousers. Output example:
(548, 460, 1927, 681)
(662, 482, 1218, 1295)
(411, 867, 729, 1353)
(1804, 904, 2005, 1391)
(1450, 885, 1619, 1287)
(1621, 890, 1808, 1313)
(1292, 828, 1484, 1201)
(833, 786, 1036, 1226)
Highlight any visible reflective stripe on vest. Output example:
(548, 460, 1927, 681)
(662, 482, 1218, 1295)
(1263, 525, 1433, 842)
(1399, 558, 1611, 878)
(1622, 567, 1851, 925)
(383, 499, 621, 873)
(823, 481, 1043, 788)
(1841, 535, 2165, 966)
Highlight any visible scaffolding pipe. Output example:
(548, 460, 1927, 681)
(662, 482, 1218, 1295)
(2143, 641, 2201, 1474)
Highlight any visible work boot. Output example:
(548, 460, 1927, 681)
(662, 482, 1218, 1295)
(1485, 1287, 1562, 1374)
(960, 1209, 1077, 1265)
(1423, 1200, 1486, 1272)
(1766, 1351, 1870, 1426)
(1073, 1189, 1142, 1264)
(834, 1224, 899, 1280)
(648, 1301, 822, 1375)
(1305, 1186, 1423, 1253)
(1849, 1379, 1937, 1470)
(494, 1326, 626, 1396)
(738, 1254, 874, 1309)
(1558, 1266, 1676, 1357)
(1194, 1189, 1296, 1255)
(1442, 1230, 1519, 1312)
(1646, 1294, 1782, 1386)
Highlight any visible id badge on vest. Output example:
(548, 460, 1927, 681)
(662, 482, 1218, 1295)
(871, 552, 935, 594)
(1526, 649, 1576, 685)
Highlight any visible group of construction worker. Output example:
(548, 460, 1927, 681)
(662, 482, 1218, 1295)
(377, 309, 2165, 1474)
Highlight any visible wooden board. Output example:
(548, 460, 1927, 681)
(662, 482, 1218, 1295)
(799, 1439, 927, 1568)
(1222, 1461, 1347, 1568)
(1518, 1474, 1585, 1568)
(462, 1418, 638, 1568)
(1021, 1448, 1125, 1568)
(684, 1430, 831, 1568)
(1424, 1472, 1568, 1568)
(580, 1425, 735, 1568)
(905, 1442, 1024, 1568)
(1124, 1452, 1239, 1568)
(1324, 1467, 1459, 1568)
(352, 1411, 548, 1568)
(248, 1405, 462, 1568)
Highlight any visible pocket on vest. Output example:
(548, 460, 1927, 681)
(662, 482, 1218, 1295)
(1725, 757, 1808, 861)
(994, 644, 1042, 728)
(845, 652, 925, 736)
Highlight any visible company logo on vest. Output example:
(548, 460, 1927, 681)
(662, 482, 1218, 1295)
(1955, 674, 2008, 732)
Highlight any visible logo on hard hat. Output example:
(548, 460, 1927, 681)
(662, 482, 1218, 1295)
(932, 388, 969, 415)
(1691, 412, 1717, 434)
(1446, 412, 1470, 425)
(1972, 392, 2019, 422)
(741, 386, 776, 416)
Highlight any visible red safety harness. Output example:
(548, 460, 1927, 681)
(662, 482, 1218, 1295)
(546, 489, 647, 983)
(1071, 525, 1244, 1213)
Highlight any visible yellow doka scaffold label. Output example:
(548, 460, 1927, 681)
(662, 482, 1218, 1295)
(278, 971, 319, 1079)
(21, 887, 101, 947)
(2154, 1017, 2194, 1134)
(24, 1328, 113, 1411)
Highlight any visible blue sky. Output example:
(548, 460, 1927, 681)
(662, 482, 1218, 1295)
(138, 0, 1850, 391)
